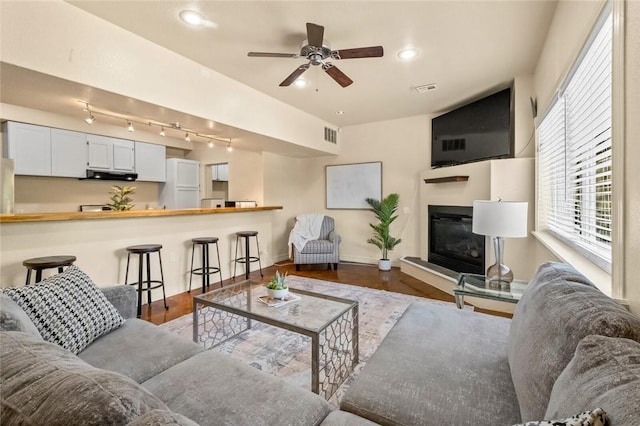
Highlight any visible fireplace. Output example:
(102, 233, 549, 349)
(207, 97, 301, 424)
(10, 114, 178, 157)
(428, 205, 485, 274)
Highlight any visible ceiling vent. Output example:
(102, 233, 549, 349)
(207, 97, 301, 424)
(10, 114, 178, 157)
(324, 127, 337, 144)
(414, 83, 437, 94)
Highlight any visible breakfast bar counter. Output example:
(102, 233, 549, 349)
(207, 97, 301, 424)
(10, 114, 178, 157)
(0, 206, 285, 300)
(0, 206, 282, 223)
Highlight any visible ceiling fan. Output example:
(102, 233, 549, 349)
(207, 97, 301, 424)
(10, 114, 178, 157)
(247, 23, 384, 88)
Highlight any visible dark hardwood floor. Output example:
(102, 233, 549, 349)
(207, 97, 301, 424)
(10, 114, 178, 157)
(140, 261, 510, 325)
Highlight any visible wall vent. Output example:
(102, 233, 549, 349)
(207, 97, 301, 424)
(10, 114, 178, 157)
(324, 127, 337, 144)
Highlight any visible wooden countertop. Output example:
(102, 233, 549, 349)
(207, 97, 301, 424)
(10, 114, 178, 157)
(0, 206, 283, 223)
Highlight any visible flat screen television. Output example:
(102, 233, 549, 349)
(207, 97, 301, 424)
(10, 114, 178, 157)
(431, 86, 514, 168)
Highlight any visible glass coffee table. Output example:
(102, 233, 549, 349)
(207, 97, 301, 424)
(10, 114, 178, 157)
(192, 280, 359, 399)
(454, 273, 528, 309)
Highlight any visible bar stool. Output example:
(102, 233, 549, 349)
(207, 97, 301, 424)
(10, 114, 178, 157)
(189, 237, 223, 293)
(23, 255, 77, 284)
(124, 244, 168, 318)
(233, 231, 263, 280)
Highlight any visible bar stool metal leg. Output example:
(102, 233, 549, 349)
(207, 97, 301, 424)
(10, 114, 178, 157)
(189, 243, 196, 293)
(157, 251, 167, 310)
(233, 235, 240, 279)
(215, 242, 223, 287)
(254, 236, 263, 277)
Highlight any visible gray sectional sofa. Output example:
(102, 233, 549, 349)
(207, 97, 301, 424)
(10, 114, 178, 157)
(2, 262, 639, 425)
(0, 266, 368, 425)
(340, 262, 640, 425)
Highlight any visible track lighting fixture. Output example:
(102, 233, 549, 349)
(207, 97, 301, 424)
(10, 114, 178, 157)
(227, 141, 233, 152)
(83, 102, 95, 125)
(77, 100, 231, 147)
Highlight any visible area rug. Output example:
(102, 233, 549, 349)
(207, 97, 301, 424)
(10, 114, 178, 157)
(160, 275, 468, 408)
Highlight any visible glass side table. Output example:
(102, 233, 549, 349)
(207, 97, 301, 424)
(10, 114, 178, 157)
(454, 273, 528, 309)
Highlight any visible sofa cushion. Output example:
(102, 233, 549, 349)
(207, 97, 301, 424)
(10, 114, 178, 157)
(341, 301, 520, 426)
(320, 410, 380, 425)
(79, 318, 204, 383)
(2, 265, 125, 354)
(142, 350, 331, 426)
(127, 409, 200, 426)
(0, 292, 41, 337)
(545, 335, 640, 426)
(0, 331, 168, 425)
(513, 408, 609, 426)
(508, 262, 640, 421)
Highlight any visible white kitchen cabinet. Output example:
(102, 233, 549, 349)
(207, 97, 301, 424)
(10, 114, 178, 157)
(134, 141, 166, 182)
(212, 163, 229, 181)
(2, 122, 51, 176)
(87, 134, 134, 172)
(159, 158, 200, 209)
(51, 128, 86, 178)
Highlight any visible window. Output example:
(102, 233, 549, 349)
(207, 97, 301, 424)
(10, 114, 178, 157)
(537, 6, 612, 273)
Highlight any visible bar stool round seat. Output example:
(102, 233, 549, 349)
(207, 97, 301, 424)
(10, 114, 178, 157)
(124, 244, 168, 318)
(189, 237, 223, 293)
(233, 231, 263, 280)
(23, 255, 77, 284)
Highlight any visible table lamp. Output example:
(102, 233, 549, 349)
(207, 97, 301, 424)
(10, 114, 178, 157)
(472, 200, 528, 286)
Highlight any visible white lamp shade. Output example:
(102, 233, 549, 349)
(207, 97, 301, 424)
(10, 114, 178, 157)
(472, 200, 528, 238)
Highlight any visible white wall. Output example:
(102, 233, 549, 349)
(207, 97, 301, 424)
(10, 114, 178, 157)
(268, 115, 429, 265)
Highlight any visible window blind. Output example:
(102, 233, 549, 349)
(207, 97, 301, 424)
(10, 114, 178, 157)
(537, 9, 612, 271)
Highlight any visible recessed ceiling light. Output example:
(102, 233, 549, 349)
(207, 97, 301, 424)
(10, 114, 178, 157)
(397, 48, 419, 60)
(294, 79, 307, 88)
(179, 10, 208, 27)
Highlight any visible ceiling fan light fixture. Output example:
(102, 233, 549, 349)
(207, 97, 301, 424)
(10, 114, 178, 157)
(294, 79, 307, 88)
(397, 48, 419, 60)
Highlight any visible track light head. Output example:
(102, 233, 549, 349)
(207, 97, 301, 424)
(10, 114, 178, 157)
(185, 133, 191, 142)
(127, 121, 135, 132)
(160, 127, 165, 137)
(84, 114, 95, 125)
(226, 142, 233, 152)
(208, 140, 213, 148)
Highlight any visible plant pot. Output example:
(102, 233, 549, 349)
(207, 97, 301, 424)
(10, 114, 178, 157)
(267, 288, 289, 300)
(378, 259, 391, 271)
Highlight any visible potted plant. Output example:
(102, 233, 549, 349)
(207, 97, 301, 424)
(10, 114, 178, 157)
(266, 271, 289, 299)
(107, 185, 136, 211)
(365, 193, 402, 271)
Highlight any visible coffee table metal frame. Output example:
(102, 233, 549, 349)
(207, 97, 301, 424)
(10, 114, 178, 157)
(192, 280, 359, 399)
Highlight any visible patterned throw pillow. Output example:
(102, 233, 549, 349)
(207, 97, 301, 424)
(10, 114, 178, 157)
(2, 266, 124, 354)
(513, 408, 609, 426)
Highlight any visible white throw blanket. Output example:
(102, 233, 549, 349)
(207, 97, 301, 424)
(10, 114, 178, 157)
(288, 214, 325, 257)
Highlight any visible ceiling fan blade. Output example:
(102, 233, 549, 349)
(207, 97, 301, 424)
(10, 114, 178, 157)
(332, 46, 384, 59)
(279, 63, 310, 87)
(322, 63, 353, 87)
(248, 52, 299, 58)
(306, 23, 325, 48)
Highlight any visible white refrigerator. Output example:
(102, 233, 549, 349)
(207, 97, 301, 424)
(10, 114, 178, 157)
(159, 158, 200, 209)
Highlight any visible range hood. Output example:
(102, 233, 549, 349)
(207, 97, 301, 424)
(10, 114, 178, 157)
(82, 169, 138, 182)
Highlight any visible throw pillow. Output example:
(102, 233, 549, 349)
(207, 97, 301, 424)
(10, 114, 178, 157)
(513, 408, 609, 426)
(1, 331, 168, 425)
(2, 265, 125, 354)
(546, 335, 640, 426)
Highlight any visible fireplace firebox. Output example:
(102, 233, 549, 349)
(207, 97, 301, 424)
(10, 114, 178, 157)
(428, 205, 484, 274)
